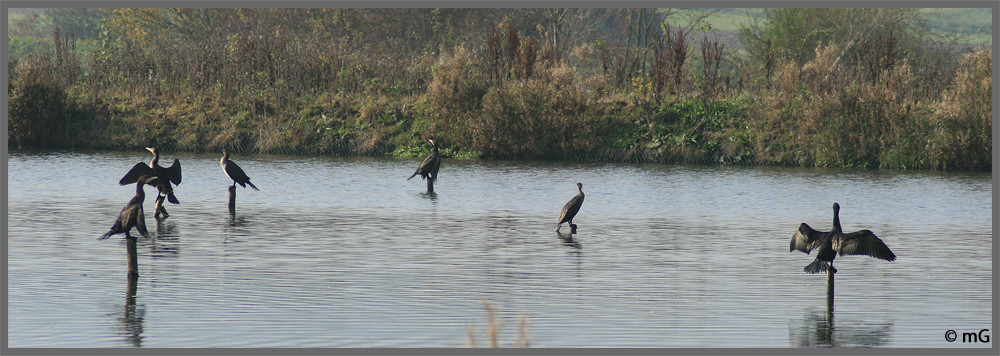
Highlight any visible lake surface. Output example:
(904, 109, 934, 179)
(6, 151, 993, 348)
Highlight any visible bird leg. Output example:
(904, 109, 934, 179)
(154, 195, 169, 218)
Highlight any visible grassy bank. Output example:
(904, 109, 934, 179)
(7, 8, 992, 171)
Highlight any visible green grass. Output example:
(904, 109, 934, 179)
(686, 8, 991, 45)
(698, 8, 764, 32)
(924, 8, 993, 45)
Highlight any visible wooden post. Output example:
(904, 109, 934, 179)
(228, 186, 237, 213)
(126, 272, 139, 299)
(826, 268, 835, 320)
(426, 178, 434, 193)
(126, 237, 139, 277)
(570, 224, 577, 234)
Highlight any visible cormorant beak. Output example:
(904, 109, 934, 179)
(145, 147, 156, 154)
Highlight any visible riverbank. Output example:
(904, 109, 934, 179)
(7, 9, 992, 171)
(10, 45, 991, 171)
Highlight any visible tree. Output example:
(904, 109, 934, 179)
(739, 9, 928, 65)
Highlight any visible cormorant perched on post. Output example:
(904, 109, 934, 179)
(407, 138, 441, 184)
(790, 203, 896, 273)
(221, 151, 259, 190)
(555, 183, 585, 233)
(100, 176, 158, 240)
(120, 147, 182, 218)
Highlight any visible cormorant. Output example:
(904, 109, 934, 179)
(221, 151, 259, 190)
(555, 182, 585, 232)
(100, 176, 158, 240)
(790, 203, 896, 273)
(407, 139, 441, 183)
(119, 147, 182, 217)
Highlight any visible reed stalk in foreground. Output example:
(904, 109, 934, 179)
(465, 299, 531, 348)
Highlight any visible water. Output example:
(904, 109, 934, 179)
(6, 151, 993, 348)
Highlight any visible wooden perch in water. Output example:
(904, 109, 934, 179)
(228, 185, 237, 213)
(127, 237, 139, 277)
(826, 268, 835, 319)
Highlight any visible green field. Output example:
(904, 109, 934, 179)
(682, 8, 992, 45)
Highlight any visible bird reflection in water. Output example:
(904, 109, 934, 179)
(149, 219, 180, 258)
(227, 213, 250, 227)
(556, 231, 581, 250)
(120, 274, 145, 347)
(789, 309, 893, 347)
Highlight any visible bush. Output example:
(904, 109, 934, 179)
(928, 46, 992, 170)
(427, 46, 488, 144)
(473, 64, 600, 160)
(8, 56, 70, 148)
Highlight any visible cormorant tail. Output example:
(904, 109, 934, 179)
(167, 191, 180, 204)
(803, 260, 829, 274)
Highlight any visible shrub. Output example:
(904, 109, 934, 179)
(427, 46, 488, 144)
(928, 46, 992, 170)
(8, 56, 70, 148)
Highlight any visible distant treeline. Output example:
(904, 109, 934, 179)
(7, 8, 992, 170)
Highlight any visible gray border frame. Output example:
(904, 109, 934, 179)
(3, 1, 996, 355)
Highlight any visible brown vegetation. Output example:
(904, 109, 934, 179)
(7, 8, 992, 170)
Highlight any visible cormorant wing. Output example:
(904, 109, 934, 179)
(428, 154, 441, 180)
(837, 230, 896, 261)
(790, 223, 827, 253)
(225, 161, 253, 188)
(165, 158, 182, 185)
(120, 163, 155, 185)
(135, 204, 149, 238)
(418, 153, 437, 172)
(226, 161, 248, 181)
(558, 195, 583, 224)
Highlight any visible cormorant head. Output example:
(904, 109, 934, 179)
(145, 146, 158, 155)
(428, 138, 436, 147)
(222, 150, 229, 159)
(833, 202, 840, 214)
(577, 182, 583, 190)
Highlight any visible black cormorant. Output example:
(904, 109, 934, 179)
(119, 147, 182, 217)
(100, 176, 158, 240)
(555, 182, 585, 232)
(221, 151, 259, 190)
(407, 139, 441, 183)
(790, 203, 896, 273)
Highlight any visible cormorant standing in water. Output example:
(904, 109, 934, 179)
(555, 183, 585, 233)
(790, 203, 896, 273)
(100, 176, 158, 240)
(221, 151, 259, 190)
(407, 138, 441, 185)
(120, 147, 182, 218)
